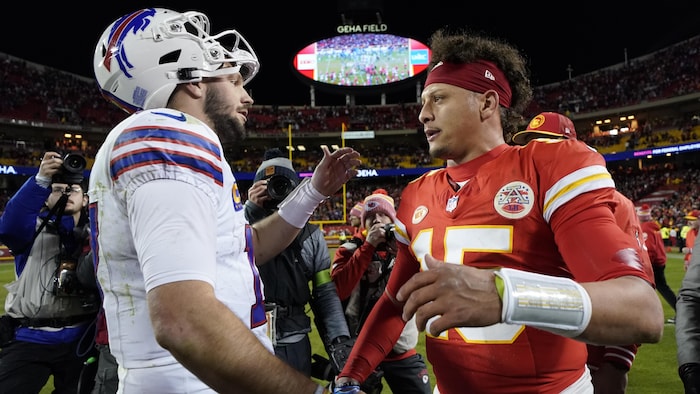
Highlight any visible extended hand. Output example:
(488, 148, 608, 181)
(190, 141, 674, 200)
(310, 146, 361, 196)
(395, 254, 502, 336)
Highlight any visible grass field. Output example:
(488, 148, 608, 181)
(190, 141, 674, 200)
(6, 252, 685, 393)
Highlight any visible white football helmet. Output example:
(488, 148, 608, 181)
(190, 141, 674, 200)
(94, 8, 260, 113)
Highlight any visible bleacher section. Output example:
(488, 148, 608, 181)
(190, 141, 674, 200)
(0, 35, 699, 230)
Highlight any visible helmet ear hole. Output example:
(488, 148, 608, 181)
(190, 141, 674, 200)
(160, 50, 182, 65)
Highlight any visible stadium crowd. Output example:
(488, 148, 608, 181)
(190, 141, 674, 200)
(0, 34, 699, 228)
(1, 34, 699, 144)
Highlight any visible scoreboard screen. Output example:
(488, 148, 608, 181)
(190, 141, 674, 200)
(292, 33, 431, 88)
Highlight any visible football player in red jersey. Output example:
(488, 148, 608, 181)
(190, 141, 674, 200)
(333, 29, 663, 394)
(513, 111, 655, 394)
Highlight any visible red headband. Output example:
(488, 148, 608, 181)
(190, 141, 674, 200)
(425, 60, 512, 108)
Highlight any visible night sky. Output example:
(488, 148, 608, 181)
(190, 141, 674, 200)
(4, 1, 699, 106)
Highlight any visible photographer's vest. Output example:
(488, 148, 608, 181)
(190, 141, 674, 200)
(258, 224, 315, 341)
(4, 218, 98, 324)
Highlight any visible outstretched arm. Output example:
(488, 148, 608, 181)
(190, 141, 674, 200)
(132, 180, 325, 393)
(397, 253, 662, 345)
(150, 281, 322, 394)
(252, 146, 360, 264)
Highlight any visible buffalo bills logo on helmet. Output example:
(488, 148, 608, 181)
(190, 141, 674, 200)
(103, 8, 157, 76)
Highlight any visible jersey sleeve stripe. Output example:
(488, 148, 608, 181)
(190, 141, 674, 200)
(115, 126, 221, 156)
(110, 126, 224, 186)
(603, 345, 637, 360)
(543, 165, 615, 222)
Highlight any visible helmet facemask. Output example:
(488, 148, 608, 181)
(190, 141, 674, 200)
(160, 11, 259, 84)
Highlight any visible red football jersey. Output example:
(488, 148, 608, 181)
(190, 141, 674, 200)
(640, 220, 667, 267)
(612, 191, 654, 282)
(353, 141, 651, 393)
(585, 192, 647, 371)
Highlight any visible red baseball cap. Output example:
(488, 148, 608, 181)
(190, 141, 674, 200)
(512, 112, 577, 145)
(685, 210, 700, 220)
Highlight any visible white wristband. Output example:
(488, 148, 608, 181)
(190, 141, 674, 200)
(494, 268, 592, 338)
(277, 178, 328, 228)
(35, 174, 51, 188)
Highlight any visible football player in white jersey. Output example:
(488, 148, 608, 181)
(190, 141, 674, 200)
(90, 8, 360, 394)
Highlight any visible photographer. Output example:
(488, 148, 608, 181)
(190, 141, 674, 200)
(244, 149, 352, 380)
(0, 151, 99, 393)
(331, 190, 431, 394)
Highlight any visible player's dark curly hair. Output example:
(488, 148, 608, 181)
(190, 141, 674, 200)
(427, 27, 533, 140)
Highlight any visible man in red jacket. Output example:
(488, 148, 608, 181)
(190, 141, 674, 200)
(331, 190, 431, 394)
(638, 204, 677, 321)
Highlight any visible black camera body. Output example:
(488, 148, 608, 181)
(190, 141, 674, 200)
(267, 174, 295, 200)
(254, 150, 299, 210)
(375, 223, 397, 253)
(264, 174, 297, 210)
(52, 154, 87, 185)
(384, 223, 396, 242)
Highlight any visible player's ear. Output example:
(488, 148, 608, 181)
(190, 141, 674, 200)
(479, 90, 500, 119)
(174, 82, 204, 101)
(482, 90, 499, 110)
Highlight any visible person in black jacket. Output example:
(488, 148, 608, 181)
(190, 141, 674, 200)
(245, 148, 352, 379)
(677, 222, 700, 394)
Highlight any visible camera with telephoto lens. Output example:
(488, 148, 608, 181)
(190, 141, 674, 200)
(375, 223, 396, 253)
(51, 153, 87, 185)
(383, 223, 395, 242)
(264, 174, 297, 209)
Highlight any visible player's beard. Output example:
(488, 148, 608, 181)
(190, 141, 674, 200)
(203, 87, 247, 144)
(62, 203, 82, 216)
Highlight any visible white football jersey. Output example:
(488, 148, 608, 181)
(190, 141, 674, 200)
(88, 108, 271, 373)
